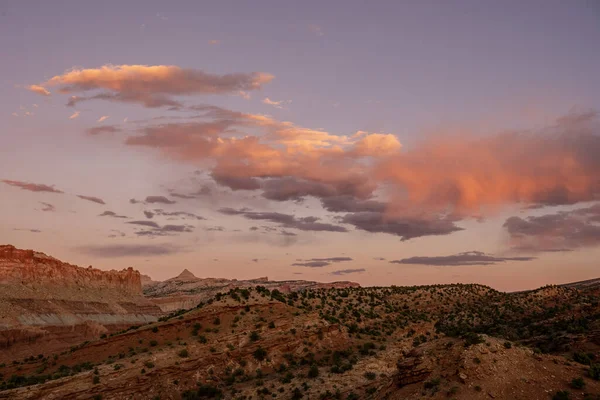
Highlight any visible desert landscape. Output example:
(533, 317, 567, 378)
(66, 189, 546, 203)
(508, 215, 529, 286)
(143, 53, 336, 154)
(1, 245, 599, 399)
(3, 1, 600, 399)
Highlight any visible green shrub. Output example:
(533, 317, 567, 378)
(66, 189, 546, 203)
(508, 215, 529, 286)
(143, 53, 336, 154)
(178, 349, 189, 358)
(552, 390, 570, 400)
(570, 377, 585, 389)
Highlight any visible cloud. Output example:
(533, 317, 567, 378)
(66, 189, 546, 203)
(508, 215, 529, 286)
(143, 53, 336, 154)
(2, 179, 63, 193)
(27, 84, 50, 96)
(127, 220, 161, 228)
(13, 228, 42, 233)
(99, 210, 128, 218)
(331, 268, 366, 276)
(292, 256, 353, 268)
(340, 211, 463, 241)
(504, 203, 600, 252)
(208, 40, 220, 45)
(376, 110, 600, 216)
(34, 64, 274, 108)
(39, 202, 55, 212)
(87, 125, 120, 135)
(219, 207, 347, 232)
(390, 251, 536, 266)
(169, 192, 198, 199)
(292, 261, 330, 268)
(145, 196, 176, 204)
(305, 257, 353, 262)
(69, 111, 80, 120)
(134, 223, 194, 237)
(76, 243, 182, 257)
(262, 97, 291, 109)
(144, 211, 154, 218)
(151, 209, 205, 220)
(77, 195, 106, 205)
(97, 115, 109, 123)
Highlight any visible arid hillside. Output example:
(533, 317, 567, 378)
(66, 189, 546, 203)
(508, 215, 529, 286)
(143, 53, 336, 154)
(143, 268, 360, 312)
(0, 245, 162, 360)
(1, 277, 599, 399)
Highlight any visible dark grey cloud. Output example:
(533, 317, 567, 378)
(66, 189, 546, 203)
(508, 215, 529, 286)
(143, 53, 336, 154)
(99, 211, 129, 218)
(77, 195, 106, 205)
(504, 203, 600, 252)
(292, 256, 353, 268)
(86, 125, 121, 135)
(127, 220, 161, 228)
(219, 207, 347, 233)
(40, 202, 55, 212)
(212, 173, 262, 191)
(152, 209, 205, 220)
(205, 226, 225, 231)
(292, 261, 330, 268)
(108, 229, 126, 238)
(76, 243, 183, 257)
(145, 196, 176, 204)
(331, 268, 366, 275)
(373, 257, 386, 261)
(390, 251, 535, 266)
(170, 192, 198, 199)
(144, 211, 154, 219)
(340, 211, 462, 241)
(2, 179, 63, 193)
(13, 228, 42, 233)
(321, 195, 386, 213)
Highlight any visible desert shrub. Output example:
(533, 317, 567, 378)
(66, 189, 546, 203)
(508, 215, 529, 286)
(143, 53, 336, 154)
(308, 364, 319, 378)
(503, 342, 512, 349)
(552, 390, 570, 400)
(253, 347, 267, 361)
(152, 327, 158, 333)
(364, 371, 376, 380)
(178, 349, 189, 358)
(590, 364, 600, 380)
(570, 377, 585, 389)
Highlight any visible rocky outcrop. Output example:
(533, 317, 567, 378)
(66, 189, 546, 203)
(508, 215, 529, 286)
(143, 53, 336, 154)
(395, 348, 432, 387)
(0, 245, 162, 361)
(0, 245, 141, 295)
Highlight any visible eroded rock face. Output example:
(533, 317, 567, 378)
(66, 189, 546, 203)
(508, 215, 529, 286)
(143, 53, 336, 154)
(0, 245, 162, 361)
(395, 349, 432, 387)
(0, 245, 141, 295)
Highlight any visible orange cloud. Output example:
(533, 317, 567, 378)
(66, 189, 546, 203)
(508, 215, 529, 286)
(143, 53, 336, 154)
(33, 64, 274, 108)
(27, 85, 51, 96)
(376, 111, 600, 216)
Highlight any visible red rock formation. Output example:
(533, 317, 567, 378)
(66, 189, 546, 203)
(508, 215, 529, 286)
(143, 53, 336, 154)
(0, 245, 141, 295)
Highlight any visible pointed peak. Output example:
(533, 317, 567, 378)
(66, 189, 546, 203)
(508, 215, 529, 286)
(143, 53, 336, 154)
(176, 269, 196, 280)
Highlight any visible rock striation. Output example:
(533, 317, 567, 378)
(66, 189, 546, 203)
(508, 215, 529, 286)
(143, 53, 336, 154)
(0, 245, 162, 359)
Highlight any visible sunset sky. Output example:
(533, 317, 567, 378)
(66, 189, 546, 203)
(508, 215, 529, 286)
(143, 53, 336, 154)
(1, 0, 599, 291)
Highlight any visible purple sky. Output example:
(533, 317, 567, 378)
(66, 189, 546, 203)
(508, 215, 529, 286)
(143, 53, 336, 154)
(1, 0, 600, 291)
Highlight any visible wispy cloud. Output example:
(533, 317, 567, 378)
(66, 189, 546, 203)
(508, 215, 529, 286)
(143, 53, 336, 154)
(208, 39, 220, 45)
(331, 268, 365, 275)
(97, 115, 109, 123)
(263, 97, 291, 109)
(77, 195, 106, 205)
(99, 211, 129, 219)
(390, 251, 536, 266)
(308, 24, 324, 36)
(27, 84, 50, 96)
(2, 179, 63, 193)
(40, 202, 56, 212)
(69, 111, 80, 120)
(76, 243, 183, 257)
(32, 64, 274, 108)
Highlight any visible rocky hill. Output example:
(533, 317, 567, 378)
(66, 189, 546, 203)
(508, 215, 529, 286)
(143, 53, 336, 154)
(0, 281, 599, 399)
(0, 245, 162, 360)
(143, 268, 360, 312)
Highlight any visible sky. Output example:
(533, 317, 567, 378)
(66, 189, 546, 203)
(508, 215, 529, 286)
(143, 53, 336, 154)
(1, 0, 600, 291)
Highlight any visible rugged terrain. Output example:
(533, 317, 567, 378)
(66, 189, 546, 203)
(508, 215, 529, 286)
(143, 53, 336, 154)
(0, 246, 599, 399)
(0, 245, 162, 360)
(143, 269, 359, 312)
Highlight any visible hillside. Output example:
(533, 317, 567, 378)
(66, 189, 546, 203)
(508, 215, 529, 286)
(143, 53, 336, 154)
(143, 268, 360, 312)
(1, 280, 599, 399)
(0, 245, 162, 360)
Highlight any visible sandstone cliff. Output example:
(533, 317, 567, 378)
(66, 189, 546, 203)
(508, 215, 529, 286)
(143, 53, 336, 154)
(0, 245, 162, 359)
